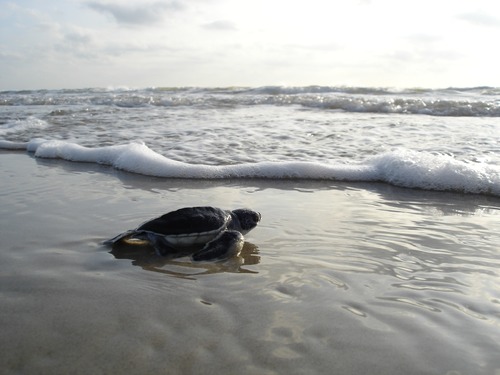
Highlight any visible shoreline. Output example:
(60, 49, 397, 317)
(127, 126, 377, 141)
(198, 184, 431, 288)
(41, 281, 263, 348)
(2, 148, 500, 199)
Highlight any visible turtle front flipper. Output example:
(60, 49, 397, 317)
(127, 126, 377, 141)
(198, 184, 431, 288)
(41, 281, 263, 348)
(192, 230, 244, 262)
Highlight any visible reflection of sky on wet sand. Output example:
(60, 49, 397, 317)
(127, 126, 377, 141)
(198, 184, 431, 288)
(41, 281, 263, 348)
(2, 153, 500, 375)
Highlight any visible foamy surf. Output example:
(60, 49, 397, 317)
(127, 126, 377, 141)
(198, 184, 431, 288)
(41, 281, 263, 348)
(1, 86, 499, 116)
(0, 117, 50, 136)
(2, 139, 499, 196)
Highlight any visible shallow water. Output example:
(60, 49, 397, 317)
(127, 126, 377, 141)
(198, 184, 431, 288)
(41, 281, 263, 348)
(2, 87, 500, 198)
(1, 153, 500, 374)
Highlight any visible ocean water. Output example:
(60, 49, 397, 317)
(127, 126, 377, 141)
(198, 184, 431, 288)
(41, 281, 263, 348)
(1, 87, 500, 374)
(1, 86, 500, 195)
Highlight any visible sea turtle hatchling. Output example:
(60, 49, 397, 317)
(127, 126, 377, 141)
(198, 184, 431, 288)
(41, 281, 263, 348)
(104, 206, 261, 261)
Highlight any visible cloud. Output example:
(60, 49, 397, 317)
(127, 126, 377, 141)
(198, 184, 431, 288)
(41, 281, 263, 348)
(457, 11, 500, 28)
(0, 50, 23, 61)
(54, 28, 100, 59)
(202, 20, 237, 31)
(386, 33, 463, 64)
(85, 1, 184, 26)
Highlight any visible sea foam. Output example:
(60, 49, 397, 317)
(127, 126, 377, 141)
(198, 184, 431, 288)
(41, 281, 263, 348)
(1, 139, 499, 196)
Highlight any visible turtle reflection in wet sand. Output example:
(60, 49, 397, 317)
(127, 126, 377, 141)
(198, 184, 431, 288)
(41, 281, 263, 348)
(104, 206, 261, 261)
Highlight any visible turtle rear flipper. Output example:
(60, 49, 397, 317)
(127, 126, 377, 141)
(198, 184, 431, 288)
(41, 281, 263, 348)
(102, 230, 141, 246)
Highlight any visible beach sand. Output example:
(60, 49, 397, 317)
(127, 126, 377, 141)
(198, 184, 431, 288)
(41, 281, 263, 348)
(1, 151, 500, 375)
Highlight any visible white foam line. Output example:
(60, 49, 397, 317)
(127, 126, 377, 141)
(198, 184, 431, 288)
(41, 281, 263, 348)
(1, 139, 499, 196)
(29, 140, 375, 180)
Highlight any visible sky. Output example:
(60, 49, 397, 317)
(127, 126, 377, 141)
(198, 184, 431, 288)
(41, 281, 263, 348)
(1, 0, 499, 90)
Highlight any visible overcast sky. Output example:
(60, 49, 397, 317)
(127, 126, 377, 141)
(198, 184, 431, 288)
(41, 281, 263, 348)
(1, 0, 499, 90)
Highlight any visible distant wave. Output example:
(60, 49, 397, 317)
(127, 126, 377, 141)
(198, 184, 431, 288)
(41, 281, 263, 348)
(1, 139, 499, 196)
(0, 117, 50, 136)
(1, 86, 499, 117)
(241, 85, 500, 97)
(3, 85, 498, 96)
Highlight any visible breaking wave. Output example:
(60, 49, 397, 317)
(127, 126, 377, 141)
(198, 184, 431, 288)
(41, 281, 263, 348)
(1, 139, 499, 196)
(1, 86, 499, 117)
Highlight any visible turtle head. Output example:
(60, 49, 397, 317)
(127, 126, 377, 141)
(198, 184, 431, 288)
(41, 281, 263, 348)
(231, 209, 261, 234)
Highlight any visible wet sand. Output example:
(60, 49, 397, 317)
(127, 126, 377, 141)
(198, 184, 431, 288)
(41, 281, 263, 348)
(1, 151, 500, 375)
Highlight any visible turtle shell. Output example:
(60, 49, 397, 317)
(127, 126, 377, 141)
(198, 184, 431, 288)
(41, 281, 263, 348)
(137, 206, 231, 247)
